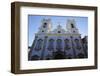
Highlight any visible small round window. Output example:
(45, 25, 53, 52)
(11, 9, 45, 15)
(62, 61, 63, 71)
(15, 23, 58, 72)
(42, 30, 44, 32)
(58, 31, 61, 33)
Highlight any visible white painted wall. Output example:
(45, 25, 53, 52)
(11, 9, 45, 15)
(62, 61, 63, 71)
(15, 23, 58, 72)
(0, 0, 100, 76)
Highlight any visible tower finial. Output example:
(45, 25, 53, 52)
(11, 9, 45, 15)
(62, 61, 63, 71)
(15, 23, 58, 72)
(58, 22, 60, 25)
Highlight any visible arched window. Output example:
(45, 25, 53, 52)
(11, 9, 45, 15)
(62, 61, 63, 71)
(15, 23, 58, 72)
(71, 23, 74, 28)
(31, 55, 39, 60)
(43, 22, 47, 28)
(35, 39, 43, 51)
(64, 39, 70, 50)
(48, 39, 54, 51)
(56, 39, 62, 51)
(75, 39, 81, 50)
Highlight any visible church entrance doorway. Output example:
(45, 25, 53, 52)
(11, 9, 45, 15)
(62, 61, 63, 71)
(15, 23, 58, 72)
(53, 51, 65, 59)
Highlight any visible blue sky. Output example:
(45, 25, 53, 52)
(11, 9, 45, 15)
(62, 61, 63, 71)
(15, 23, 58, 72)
(28, 15, 88, 46)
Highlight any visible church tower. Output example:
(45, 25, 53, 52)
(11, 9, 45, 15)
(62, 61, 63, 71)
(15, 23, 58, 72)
(38, 18, 52, 33)
(66, 19, 79, 34)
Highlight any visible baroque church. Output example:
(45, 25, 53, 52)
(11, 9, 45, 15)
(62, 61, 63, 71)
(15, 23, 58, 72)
(28, 18, 88, 60)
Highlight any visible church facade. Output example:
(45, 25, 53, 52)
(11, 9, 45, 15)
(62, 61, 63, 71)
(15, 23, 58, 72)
(28, 18, 88, 60)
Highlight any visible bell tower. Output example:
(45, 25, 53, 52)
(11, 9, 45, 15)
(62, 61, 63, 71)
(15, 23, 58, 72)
(38, 18, 52, 33)
(66, 19, 79, 34)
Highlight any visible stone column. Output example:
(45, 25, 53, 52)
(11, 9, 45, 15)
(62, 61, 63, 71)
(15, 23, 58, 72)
(40, 36, 48, 60)
(28, 36, 38, 60)
(71, 36, 76, 58)
(63, 38, 66, 57)
(54, 38, 56, 52)
(62, 38, 65, 52)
